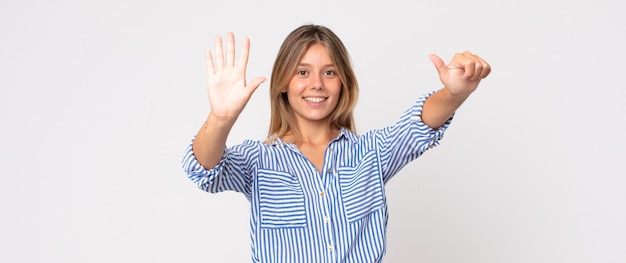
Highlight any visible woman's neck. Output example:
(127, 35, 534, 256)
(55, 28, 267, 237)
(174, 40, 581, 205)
(284, 122, 339, 147)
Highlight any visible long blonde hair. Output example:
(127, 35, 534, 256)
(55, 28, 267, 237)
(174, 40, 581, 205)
(265, 24, 359, 143)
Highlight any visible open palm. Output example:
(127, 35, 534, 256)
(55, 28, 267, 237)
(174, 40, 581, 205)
(206, 32, 266, 122)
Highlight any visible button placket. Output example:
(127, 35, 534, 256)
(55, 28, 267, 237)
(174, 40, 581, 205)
(321, 142, 338, 259)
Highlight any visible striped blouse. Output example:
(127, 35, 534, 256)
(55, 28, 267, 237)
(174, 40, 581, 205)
(182, 91, 452, 262)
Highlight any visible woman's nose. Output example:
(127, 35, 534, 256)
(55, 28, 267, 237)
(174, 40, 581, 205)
(310, 74, 323, 90)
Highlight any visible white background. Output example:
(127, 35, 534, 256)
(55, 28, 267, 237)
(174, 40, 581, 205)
(1, 0, 625, 262)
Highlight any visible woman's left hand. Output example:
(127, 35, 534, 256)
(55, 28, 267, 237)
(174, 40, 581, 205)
(429, 51, 491, 100)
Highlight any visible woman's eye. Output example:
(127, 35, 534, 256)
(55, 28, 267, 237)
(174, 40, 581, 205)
(296, 70, 308, 76)
(324, 70, 337, 77)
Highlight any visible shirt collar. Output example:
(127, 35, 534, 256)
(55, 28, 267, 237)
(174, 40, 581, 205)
(267, 127, 356, 146)
(336, 128, 356, 142)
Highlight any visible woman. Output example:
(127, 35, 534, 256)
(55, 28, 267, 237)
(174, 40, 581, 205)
(182, 24, 490, 262)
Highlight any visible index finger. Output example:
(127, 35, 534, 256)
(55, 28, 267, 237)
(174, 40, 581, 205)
(237, 37, 251, 73)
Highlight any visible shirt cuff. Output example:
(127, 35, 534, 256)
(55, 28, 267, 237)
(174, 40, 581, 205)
(181, 137, 227, 188)
(411, 90, 454, 150)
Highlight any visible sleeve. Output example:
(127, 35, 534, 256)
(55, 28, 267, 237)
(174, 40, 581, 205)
(375, 90, 453, 182)
(181, 138, 259, 198)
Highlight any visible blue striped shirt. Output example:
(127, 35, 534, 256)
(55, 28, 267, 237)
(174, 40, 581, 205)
(182, 91, 452, 262)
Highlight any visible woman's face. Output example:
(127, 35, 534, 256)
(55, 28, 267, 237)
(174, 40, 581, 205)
(284, 43, 342, 126)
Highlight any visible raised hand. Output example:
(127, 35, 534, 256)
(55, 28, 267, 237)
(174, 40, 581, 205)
(428, 51, 490, 99)
(420, 51, 491, 129)
(206, 32, 266, 122)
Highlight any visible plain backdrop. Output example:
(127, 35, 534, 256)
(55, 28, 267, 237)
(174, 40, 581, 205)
(1, 0, 625, 262)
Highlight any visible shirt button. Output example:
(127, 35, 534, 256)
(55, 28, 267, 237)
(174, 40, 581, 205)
(328, 245, 334, 251)
(324, 217, 330, 223)
(326, 168, 332, 174)
(320, 191, 325, 197)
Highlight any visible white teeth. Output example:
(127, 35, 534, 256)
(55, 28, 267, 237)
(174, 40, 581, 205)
(304, 97, 326, 103)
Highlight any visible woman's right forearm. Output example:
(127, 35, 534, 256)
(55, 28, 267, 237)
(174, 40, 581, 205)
(191, 114, 237, 169)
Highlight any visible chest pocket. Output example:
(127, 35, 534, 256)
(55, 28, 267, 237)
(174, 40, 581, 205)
(338, 150, 385, 223)
(257, 169, 307, 228)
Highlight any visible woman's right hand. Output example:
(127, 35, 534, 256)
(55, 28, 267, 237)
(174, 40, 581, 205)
(206, 32, 266, 123)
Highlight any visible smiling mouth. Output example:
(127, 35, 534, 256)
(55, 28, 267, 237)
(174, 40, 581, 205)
(303, 97, 328, 103)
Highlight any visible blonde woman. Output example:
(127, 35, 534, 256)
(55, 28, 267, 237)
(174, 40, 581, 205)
(182, 24, 490, 262)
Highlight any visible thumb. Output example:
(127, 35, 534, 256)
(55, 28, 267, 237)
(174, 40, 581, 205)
(428, 53, 447, 76)
(246, 76, 267, 94)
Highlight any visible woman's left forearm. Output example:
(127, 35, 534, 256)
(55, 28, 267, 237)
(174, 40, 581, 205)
(421, 87, 469, 130)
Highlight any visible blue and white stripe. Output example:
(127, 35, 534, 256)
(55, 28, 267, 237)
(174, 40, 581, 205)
(182, 91, 452, 262)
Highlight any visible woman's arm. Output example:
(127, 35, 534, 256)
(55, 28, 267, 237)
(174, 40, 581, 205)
(421, 51, 491, 129)
(192, 32, 266, 169)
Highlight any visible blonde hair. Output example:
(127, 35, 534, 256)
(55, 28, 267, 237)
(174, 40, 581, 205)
(265, 24, 359, 143)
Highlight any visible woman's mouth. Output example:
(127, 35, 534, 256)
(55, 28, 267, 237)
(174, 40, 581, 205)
(303, 96, 327, 103)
